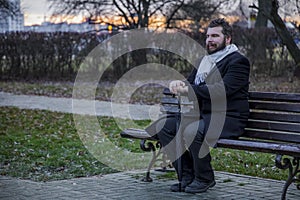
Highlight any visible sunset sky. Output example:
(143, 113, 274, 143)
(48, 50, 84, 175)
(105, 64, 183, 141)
(20, 0, 300, 27)
(22, 0, 50, 25)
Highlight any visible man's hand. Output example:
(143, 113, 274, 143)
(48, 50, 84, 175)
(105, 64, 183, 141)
(169, 80, 188, 95)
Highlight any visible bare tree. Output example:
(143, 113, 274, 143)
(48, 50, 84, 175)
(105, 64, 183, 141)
(48, 1, 192, 73)
(251, 0, 300, 76)
(48, 0, 186, 29)
(47, 0, 110, 23)
(254, 0, 300, 28)
(111, 0, 186, 29)
(165, 0, 222, 31)
(0, 0, 9, 10)
(0, 0, 19, 16)
(254, 0, 269, 27)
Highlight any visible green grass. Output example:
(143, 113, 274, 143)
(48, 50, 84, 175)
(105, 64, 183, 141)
(155, 149, 288, 181)
(0, 106, 290, 182)
(211, 148, 287, 180)
(0, 107, 115, 181)
(0, 81, 75, 97)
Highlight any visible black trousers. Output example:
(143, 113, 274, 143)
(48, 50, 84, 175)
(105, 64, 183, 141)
(155, 116, 215, 183)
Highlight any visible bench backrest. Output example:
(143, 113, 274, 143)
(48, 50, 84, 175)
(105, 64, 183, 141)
(160, 89, 300, 144)
(245, 92, 300, 144)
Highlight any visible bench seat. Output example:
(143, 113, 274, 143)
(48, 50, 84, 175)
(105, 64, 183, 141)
(217, 139, 300, 156)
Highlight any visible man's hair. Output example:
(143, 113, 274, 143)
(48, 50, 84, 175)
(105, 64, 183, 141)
(207, 18, 233, 41)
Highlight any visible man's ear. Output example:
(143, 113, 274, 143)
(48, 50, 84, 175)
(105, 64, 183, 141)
(225, 36, 232, 45)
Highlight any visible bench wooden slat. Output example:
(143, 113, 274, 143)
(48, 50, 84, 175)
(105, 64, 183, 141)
(249, 101, 300, 113)
(243, 129, 300, 143)
(249, 91, 300, 102)
(217, 139, 300, 157)
(120, 128, 157, 140)
(249, 112, 300, 123)
(160, 106, 180, 113)
(246, 120, 300, 133)
(161, 97, 179, 105)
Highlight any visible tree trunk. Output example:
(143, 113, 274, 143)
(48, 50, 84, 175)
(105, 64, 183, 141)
(260, 0, 300, 76)
(251, 0, 271, 65)
(141, 0, 149, 28)
(255, 0, 270, 28)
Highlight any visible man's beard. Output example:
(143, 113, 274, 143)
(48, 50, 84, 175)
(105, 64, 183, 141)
(207, 38, 226, 55)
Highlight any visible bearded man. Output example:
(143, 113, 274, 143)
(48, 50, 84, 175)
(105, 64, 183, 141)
(147, 18, 250, 194)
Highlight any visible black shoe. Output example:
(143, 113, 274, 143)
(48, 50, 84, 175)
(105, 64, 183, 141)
(184, 180, 216, 193)
(170, 180, 193, 192)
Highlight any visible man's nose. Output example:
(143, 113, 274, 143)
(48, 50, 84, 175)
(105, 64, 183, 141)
(206, 36, 213, 42)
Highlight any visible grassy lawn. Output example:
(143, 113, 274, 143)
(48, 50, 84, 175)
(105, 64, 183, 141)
(0, 107, 115, 181)
(0, 106, 288, 182)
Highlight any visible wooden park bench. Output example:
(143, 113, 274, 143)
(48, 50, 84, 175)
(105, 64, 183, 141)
(120, 88, 300, 200)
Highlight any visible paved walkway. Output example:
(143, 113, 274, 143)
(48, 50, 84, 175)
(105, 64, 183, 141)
(0, 92, 158, 120)
(1, 92, 300, 199)
(1, 170, 300, 200)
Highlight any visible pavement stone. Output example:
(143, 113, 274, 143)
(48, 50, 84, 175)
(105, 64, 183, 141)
(0, 170, 300, 200)
(1, 92, 300, 199)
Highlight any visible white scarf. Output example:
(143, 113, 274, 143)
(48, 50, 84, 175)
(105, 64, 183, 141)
(194, 44, 239, 85)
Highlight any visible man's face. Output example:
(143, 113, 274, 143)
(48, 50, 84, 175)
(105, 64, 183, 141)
(206, 26, 231, 54)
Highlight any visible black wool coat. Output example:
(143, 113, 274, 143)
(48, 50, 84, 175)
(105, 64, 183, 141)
(186, 51, 250, 139)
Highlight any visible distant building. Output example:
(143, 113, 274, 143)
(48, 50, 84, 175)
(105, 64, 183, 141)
(0, 0, 24, 32)
(0, 0, 114, 33)
(24, 21, 113, 33)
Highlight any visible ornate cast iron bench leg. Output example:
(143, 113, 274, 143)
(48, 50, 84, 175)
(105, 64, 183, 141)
(140, 139, 163, 182)
(275, 155, 300, 200)
(156, 149, 172, 172)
